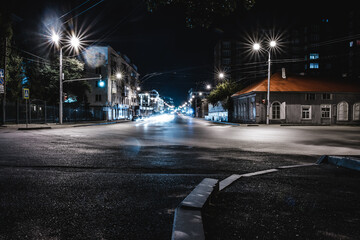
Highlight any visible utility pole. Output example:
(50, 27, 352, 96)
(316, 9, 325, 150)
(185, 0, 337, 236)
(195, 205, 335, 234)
(2, 37, 7, 124)
(59, 47, 63, 124)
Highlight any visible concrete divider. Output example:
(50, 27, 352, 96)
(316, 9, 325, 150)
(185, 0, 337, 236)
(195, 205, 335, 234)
(317, 155, 360, 171)
(172, 178, 218, 240)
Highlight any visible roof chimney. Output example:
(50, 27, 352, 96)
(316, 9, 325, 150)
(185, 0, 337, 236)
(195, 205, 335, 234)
(282, 68, 286, 79)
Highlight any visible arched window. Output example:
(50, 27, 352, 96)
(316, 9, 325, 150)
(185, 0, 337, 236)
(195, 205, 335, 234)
(353, 103, 360, 121)
(272, 102, 281, 119)
(337, 101, 348, 121)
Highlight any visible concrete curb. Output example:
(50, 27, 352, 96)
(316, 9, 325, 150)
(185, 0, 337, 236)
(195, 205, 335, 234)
(317, 155, 360, 171)
(207, 120, 240, 126)
(171, 178, 218, 240)
(72, 120, 130, 127)
(18, 127, 52, 130)
(172, 157, 358, 239)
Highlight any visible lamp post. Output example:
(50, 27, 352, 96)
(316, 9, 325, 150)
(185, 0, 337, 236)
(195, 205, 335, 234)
(253, 40, 276, 125)
(51, 33, 81, 124)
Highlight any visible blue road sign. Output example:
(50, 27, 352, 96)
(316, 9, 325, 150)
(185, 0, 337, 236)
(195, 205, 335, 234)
(0, 69, 4, 85)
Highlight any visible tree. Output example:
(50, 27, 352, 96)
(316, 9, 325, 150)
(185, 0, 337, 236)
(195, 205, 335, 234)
(25, 56, 90, 105)
(0, 10, 24, 102)
(146, 0, 256, 28)
(207, 80, 242, 110)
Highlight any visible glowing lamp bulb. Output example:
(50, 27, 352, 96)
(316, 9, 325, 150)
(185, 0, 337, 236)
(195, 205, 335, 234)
(219, 72, 225, 79)
(52, 33, 60, 44)
(70, 36, 80, 48)
(253, 43, 260, 50)
(270, 41, 276, 47)
(116, 73, 122, 79)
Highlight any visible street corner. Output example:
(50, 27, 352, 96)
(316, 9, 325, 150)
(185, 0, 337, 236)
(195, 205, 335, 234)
(202, 163, 360, 239)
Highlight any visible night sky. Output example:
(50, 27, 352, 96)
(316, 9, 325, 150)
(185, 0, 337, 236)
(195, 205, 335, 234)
(7, 0, 351, 105)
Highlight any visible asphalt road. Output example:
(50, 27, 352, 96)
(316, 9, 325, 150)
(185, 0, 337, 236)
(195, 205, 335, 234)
(1, 115, 359, 239)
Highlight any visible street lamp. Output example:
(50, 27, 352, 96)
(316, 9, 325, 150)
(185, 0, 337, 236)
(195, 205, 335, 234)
(116, 72, 123, 79)
(253, 40, 277, 125)
(206, 84, 211, 90)
(218, 72, 225, 79)
(136, 86, 141, 91)
(51, 32, 81, 124)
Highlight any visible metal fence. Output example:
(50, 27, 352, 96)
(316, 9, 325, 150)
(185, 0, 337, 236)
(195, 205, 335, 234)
(0, 100, 105, 124)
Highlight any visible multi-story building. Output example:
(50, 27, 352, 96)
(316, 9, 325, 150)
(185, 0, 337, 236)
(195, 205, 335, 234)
(138, 89, 164, 116)
(188, 88, 209, 118)
(82, 45, 140, 120)
(214, 39, 244, 85)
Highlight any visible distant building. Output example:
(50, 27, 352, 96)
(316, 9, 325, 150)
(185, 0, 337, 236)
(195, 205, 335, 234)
(138, 89, 164, 116)
(232, 72, 360, 124)
(188, 88, 209, 118)
(82, 46, 140, 120)
(214, 39, 243, 85)
(206, 103, 228, 122)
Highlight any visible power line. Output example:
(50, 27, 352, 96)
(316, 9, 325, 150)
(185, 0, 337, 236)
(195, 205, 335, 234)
(63, 0, 105, 25)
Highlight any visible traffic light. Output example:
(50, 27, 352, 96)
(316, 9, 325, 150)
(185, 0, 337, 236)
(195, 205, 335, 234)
(98, 80, 105, 88)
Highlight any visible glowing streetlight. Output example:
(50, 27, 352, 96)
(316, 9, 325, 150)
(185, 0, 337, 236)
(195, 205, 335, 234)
(70, 36, 80, 49)
(52, 33, 60, 45)
(219, 72, 225, 79)
(116, 72, 123, 79)
(253, 43, 260, 50)
(199, 92, 202, 96)
(136, 86, 141, 91)
(252, 40, 277, 125)
(206, 84, 211, 90)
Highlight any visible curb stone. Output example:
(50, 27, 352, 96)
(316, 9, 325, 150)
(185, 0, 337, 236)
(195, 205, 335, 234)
(18, 127, 52, 130)
(317, 155, 360, 171)
(173, 156, 358, 239)
(171, 178, 218, 240)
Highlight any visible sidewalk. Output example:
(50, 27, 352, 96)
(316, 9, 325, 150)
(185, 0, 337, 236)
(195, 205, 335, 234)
(0, 119, 130, 130)
(202, 164, 360, 239)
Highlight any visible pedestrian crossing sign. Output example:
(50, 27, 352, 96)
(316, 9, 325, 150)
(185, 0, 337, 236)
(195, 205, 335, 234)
(23, 88, 30, 99)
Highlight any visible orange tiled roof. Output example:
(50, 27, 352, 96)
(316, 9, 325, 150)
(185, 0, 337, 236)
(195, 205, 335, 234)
(232, 73, 360, 97)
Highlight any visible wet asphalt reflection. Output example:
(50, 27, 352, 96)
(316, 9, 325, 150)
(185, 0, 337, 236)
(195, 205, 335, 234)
(1, 115, 360, 239)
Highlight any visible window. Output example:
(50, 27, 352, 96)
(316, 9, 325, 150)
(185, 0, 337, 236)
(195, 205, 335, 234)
(353, 103, 360, 121)
(349, 41, 354, 47)
(309, 63, 319, 69)
(222, 58, 231, 65)
(95, 94, 102, 102)
(222, 50, 231, 57)
(321, 104, 331, 118)
(310, 53, 319, 59)
(337, 101, 348, 121)
(272, 102, 280, 119)
(301, 105, 311, 119)
(321, 93, 332, 100)
(305, 93, 316, 100)
(222, 41, 230, 49)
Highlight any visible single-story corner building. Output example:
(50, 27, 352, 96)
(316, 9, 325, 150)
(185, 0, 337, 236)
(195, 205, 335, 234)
(231, 72, 360, 124)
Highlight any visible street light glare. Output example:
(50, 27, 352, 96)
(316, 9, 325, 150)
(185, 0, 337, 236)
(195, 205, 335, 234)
(136, 87, 141, 91)
(52, 33, 59, 44)
(219, 72, 225, 79)
(70, 36, 80, 48)
(253, 43, 260, 50)
(270, 41, 276, 47)
(116, 73, 123, 79)
(206, 84, 211, 90)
